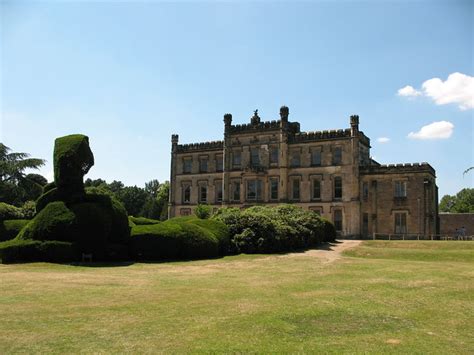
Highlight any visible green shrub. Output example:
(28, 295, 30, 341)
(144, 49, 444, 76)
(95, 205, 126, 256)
(20, 201, 36, 219)
(18, 201, 77, 242)
(194, 204, 212, 219)
(0, 239, 76, 264)
(0, 219, 29, 242)
(0, 202, 23, 221)
(130, 218, 220, 260)
(129, 216, 161, 225)
(53, 134, 94, 194)
(213, 205, 334, 254)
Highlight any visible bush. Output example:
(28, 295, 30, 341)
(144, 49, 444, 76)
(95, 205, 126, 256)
(129, 216, 161, 225)
(0, 239, 76, 264)
(130, 217, 223, 260)
(0, 202, 23, 221)
(0, 219, 29, 242)
(213, 205, 335, 254)
(20, 201, 36, 219)
(194, 204, 212, 219)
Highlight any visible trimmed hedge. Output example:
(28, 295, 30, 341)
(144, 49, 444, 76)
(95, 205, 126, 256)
(129, 216, 161, 225)
(0, 239, 76, 264)
(0, 202, 23, 221)
(0, 219, 29, 242)
(213, 205, 336, 254)
(130, 217, 229, 260)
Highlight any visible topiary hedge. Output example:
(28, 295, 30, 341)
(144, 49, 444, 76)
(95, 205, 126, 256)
(128, 216, 161, 225)
(0, 202, 23, 221)
(0, 219, 29, 242)
(130, 217, 228, 260)
(0, 239, 76, 264)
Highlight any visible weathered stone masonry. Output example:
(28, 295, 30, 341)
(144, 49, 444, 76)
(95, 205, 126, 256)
(169, 106, 438, 237)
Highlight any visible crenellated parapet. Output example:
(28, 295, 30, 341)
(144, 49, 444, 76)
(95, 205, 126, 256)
(290, 128, 351, 143)
(176, 140, 224, 153)
(229, 120, 282, 133)
(360, 162, 435, 175)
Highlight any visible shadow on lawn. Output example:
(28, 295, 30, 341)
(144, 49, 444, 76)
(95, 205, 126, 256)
(65, 240, 342, 267)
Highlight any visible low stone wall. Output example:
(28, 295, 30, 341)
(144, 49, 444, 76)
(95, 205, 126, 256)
(439, 213, 474, 236)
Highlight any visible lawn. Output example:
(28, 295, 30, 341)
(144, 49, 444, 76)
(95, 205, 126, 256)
(0, 241, 472, 353)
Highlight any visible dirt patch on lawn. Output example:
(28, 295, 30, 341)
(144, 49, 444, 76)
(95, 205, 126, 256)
(280, 240, 362, 263)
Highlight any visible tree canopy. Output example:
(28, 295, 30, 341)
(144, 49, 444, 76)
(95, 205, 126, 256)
(0, 143, 46, 205)
(439, 188, 474, 213)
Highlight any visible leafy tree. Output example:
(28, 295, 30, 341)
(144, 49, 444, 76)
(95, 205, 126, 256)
(116, 185, 149, 216)
(156, 181, 170, 220)
(0, 143, 45, 205)
(18, 173, 48, 202)
(144, 179, 160, 198)
(439, 188, 474, 213)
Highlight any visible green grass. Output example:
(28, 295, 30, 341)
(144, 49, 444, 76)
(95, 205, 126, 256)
(0, 241, 472, 353)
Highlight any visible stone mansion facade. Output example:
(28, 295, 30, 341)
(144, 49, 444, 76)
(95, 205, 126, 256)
(169, 106, 438, 237)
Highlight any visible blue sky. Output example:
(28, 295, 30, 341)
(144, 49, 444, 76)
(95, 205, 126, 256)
(1, 0, 472, 197)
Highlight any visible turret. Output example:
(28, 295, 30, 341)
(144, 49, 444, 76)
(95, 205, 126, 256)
(224, 113, 232, 133)
(350, 115, 359, 137)
(171, 134, 179, 152)
(280, 105, 289, 124)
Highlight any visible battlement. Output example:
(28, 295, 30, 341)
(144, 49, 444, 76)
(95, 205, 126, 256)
(230, 120, 281, 133)
(361, 162, 435, 175)
(176, 140, 224, 153)
(290, 128, 351, 143)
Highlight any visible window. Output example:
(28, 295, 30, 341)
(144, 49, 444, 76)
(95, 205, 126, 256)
(246, 179, 263, 201)
(362, 213, 369, 236)
(232, 150, 241, 168)
(270, 178, 278, 200)
(182, 185, 191, 203)
(395, 181, 407, 198)
(311, 149, 321, 166)
(251, 148, 260, 167)
(183, 159, 192, 174)
(333, 147, 342, 165)
(292, 179, 300, 200)
(334, 177, 342, 199)
(291, 151, 300, 167)
(232, 181, 240, 201)
(394, 212, 407, 234)
(334, 210, 343, 232)
(362, 182, 369, 201)
(199, 158, 208, 173)
(312, 179, 321, 200)
(216, 155, 223, 172)
(199, 186, 207, 203)
(270, 147, 279, 164)
(215, 181, 223, 202)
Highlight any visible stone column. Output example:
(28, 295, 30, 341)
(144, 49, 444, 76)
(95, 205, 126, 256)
(168, 134, 179, 218)
(350, 115, 361, 236)
(279, 106, 289, 202)
(222, 113, 232, 206)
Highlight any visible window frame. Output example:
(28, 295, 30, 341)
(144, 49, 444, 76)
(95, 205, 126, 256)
(333, 146, 342, 165)
(269, 177, 279, 201)
(334, 176, 342, 199)
(394, 212, 407, 234)
(199, 185, 207, 203)
(312, 179, 321, 200)
(334, 209, 343, 232)
(182, 184, 191, 204)
(183, 158, 192, 174)
(311, 148, 322, 167)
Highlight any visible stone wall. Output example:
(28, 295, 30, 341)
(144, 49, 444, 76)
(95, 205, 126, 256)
(439, 213, 474, 236)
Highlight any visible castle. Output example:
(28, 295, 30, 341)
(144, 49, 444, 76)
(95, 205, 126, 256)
(169, 106, 438, 237)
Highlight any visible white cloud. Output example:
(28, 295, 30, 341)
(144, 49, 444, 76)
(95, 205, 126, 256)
(377, 137, 390, 143)
(422, 72, 474, 110)
(397, 85, 422, 97)
(398, 72, 474, 110)
(408, 121, 454, 140)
